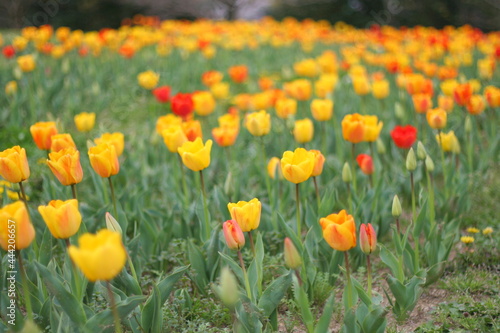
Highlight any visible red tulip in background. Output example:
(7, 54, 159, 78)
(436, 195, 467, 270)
(356, 154, 374, 175)
(2, 45, 15, 58)
(152, 86, 171, 103)
(171, 93, 194, 119)
(390, 125, 417, 149)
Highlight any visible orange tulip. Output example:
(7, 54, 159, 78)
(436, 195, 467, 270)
(50, 133, 76, 152)
(466, 95, 485, 115)
(47, 148, 83, 186)
(182, 120, 203, 141)
(0, 146, 30, 184)
(94, 132, 125, 157)
(319, 209, 356, 251)
(426, 108, 447, 129)
(30, 121, 58, 150)
(228, 65, 248, 83)
(0, 201, 35, 251)
(453, 83, 472, 106)
(88, 143, 120, 178)
(38, 199, 81, 239)
(341, 113, 365, 143)
(222, 219, 245, 250)
(359, 223, 377, 254)
(412, 94, 433, 113)
(212, 126, 238, 147)
(310, 150, 325, 177)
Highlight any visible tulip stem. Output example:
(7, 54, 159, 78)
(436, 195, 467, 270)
(410, 171, 420, 272)
(313, 176, 320, 210)
(16, 251, 33, 322)
(108, 177, 118, 218)
(369, 142, 375, 188)
(18, 182, 31, 219)
(177, 154, 189, 207)
(321, 121, 327, 154)
(106, 281, 122, 333)
(347, 183, 353, 214)
(395, 217, 401, 235)
(295, 183, 301, 238)
(238, 250, 253, 302)
(71, 184, 78, 201)
(366, 254, 372, 303)
(261, 137, 272, 207)
(248, 231, 255, 256)
(294, 269, 303, 287)
(199, 170, 210, 241)
(343, 251, 353, 310)
(351, 143, 357, 193)
(437, 130, 449, 199)
(467, 125, 473, 173)
(426, 167, 436, 234)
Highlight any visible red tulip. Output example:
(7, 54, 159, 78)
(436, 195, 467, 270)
(356, 154, 374, 175)
(152, 86, 171, 103)
(171, 93, 194, 119)
(390, 125, 417, 149)
(2, 45, 15, 59)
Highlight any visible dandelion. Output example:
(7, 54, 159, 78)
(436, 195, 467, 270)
(466, 227, 479, 233)
(482, 227, 493, 235)
(460, 236, 474, 244)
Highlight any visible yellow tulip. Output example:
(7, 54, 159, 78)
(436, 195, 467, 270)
(372, 79, 389, 99)
(30, 121, 58, 151)
(0, 201, 35, 251)
(5, 81, 17, 95)
(193, 91, 216, 116)
(310, 149, 325, 177)
(74, 112, 96, 132)
(227, 198, 262, 232)
(38, 199, 81, 239)
(362, 115, 383, 142)
(280, 148, 315, 184)
(161, 125, 188, 153)
(245, 110, 271, 137)
(137, 70, 159, 90)
(17, 54, 36, 72)
(47, 148, 83, 186)
(177, 138, 212, 172)
(88, 143, 120, 178)
(267, 157, 282, 179)
(426, 108, 447, 129)
(211, 82, 230, 99)
(0, 146, 30, 184)
(293, 118, 314, 143)
(68, 229, 126, 282)
(94, 132, 125, 156)
(342, 113, 365, 143)
(275, 98, 297, 119)
(50, 133, 76, 152)
(310, 99, 333, 121)
(436, 131, 460, 153)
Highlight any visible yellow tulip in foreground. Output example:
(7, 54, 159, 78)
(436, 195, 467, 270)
(227, 198, 261, 232)
(38, 199, 81, 239)
(0, 146, 30, 184)
(0, 201, 35, 251)
(47, 148, 83, 186)
(280, 148, 315, 184)
(68, 229, 127, 282)
(178, 138, 212, 172)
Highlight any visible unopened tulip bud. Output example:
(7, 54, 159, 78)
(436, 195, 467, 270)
(464, 116, 472, 134)
(376, 138, 386, 154)
(105, 212, 122, 236)
(219, 267, 239, 307)
(359, 223, 377, 254)
(417, 141, 427, 160)
(392, 195, 402, 217)
(223, 220, 245, 250)
(425, 155, 435, 172)
(406, 148, 417, 171)
(284, 237, 302, 269)
(395, 102, 405, 119)
(342, 162, 352, 183)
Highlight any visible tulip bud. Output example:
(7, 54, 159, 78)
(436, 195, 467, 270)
(464, 116, 472, 134)
(105, 212, 122, 236)
(376, 138, 386, 154)
(417, 141, 427, 160)
(222, 220, 245, 250)
(284, 237, 302, 269)
(342, 162, 352, 183)
(395, 102, 405, 119)
(359, 223, 377, 254)
(392, 195, 402, 217)
(425, 155, 435, 172)
(218, 267, 239, 308)
(406, 148, 417, 171)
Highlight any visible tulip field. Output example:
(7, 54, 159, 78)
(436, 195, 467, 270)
(1, 18, 500, 332)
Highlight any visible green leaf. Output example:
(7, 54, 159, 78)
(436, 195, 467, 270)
(379, 245, 403, 282)
(258, 271, 293, 317)
(277, 213, 304, 253)
(187, 239, 208, 292)
(85, 295, 146, 332)
(254, 232, 264, 297)
(292, 275, 314, 333)
(314, 292, 335, 333)
(34, 261, 87, 326)
(38, 227, 53, 266)
(141, 265, 189, 332)
(352, 277, 371, 307)
(218, 251, 244, 284)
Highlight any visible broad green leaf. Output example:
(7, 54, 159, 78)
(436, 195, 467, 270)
(84, 295, 146, 332)
(292, 275, 314, 333)
(258, 271, 293, 317)
(187, 239, 208, 292)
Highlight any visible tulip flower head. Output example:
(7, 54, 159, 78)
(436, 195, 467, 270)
(177, 138, 212, 172)
(171, 93, 194, 120)
(222, 220, 245, 250)
(356, 154, 374, 175)
(342, 113, 365, 144)
(284, 237, 302, 269)
(152, 85, 171, 103)
(436, 131, 460, 153)
(293, 118, 314, 143)
(280, 148, 315, 184)
(359, 223, 377, 254)
(68, 229, 127, 282)
(193, 91, 216, 116)
(38, 199, 81, 239)
(161, 125, 188, 153)
(137, 70, 159, 90)
(362, 115, 383, 142)
(47, 148, 83, 186)
(30, 121, 58, 150)
(94, 132, 125, 157)
(50, 133, 77, 152)
(245, 110, 271, 137)
(0, 201, 35, 251)
(212, 126, 238, 147)
(267, 157, 282, 179)
(0, 146, 30, 184)
(390, 125, 417, 149)
(228, 65, 248, 83)
(310, 99, 333, 121)
(227, 198, 261, 232)
(310, 150, 325, 177)
(88, 143, 120, 178)
(74, 112, 96, 132)
(17, 54, 36, 72)
(319, 210, 356, 251)
(426, 108, 447, 129)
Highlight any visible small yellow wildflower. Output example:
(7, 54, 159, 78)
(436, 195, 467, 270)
(482, 227, 493, 235)
(466, 227, 479, 233)
(460, 236, 474, 244)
